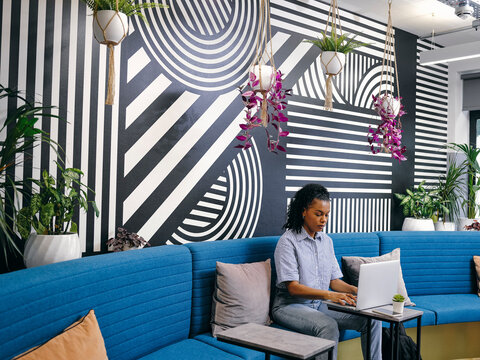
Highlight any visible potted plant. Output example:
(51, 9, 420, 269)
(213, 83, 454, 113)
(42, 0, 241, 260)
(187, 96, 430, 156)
(392, 293, 405, 314)
(394, 180, 438, 231)
(106, 227, 150, 252)
(432, 160, 463, 231)
(16, 162, 99, 268)
(448, 143, 480, 230)
(0, 85, 59, 270)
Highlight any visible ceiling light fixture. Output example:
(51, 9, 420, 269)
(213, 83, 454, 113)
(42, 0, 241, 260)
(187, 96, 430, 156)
(419, 40, 480, 65)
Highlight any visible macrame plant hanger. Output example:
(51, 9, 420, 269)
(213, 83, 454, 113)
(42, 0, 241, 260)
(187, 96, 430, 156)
(93, 0, 128, 105)
(251, 0, 275, 127)
(378, 0, 401, 121)
(322, 0, 344, 111)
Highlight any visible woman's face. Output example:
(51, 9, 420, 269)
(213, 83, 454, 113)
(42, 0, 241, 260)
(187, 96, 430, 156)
(302, 198, 330, 238)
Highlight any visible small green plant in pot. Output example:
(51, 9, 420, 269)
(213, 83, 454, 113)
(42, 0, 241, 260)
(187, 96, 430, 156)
(392, 293, 405, 314)
(16, 162, 99, 268)
(394, 180, 439, 231)
(106, 227, 150, 252)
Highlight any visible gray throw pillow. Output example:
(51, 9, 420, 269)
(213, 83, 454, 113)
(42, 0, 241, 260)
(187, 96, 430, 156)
(341, 249, 415, 306)
(474, 256, 480, 297)
(211, 259, 272, 337)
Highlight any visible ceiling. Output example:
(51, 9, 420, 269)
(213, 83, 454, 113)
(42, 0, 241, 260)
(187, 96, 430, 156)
(338, 0, 480, 46)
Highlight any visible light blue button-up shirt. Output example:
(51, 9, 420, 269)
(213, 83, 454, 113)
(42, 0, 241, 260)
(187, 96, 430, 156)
(273, 227, 343, 308)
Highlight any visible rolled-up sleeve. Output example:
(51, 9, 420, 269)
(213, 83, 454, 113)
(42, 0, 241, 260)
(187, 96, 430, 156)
(274, 238, 299, 287)
(328, 237, 343, 280)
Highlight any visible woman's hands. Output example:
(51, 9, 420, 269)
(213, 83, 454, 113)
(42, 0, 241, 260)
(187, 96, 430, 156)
(328, 291, 357, 306)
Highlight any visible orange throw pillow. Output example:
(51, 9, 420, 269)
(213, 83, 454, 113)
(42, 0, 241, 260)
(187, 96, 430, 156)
(474, 256, 480, 297)
(13, 310, 108, 360)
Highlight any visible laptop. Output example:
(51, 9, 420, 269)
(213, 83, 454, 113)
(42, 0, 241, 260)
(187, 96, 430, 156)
(326, 259, 400, 311)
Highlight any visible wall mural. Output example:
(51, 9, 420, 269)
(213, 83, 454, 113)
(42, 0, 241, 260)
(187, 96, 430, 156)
(1, 0, 447, 257)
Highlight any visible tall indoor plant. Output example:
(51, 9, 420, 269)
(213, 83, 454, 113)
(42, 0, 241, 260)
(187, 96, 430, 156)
(0, 85, 58, 270)
(16, 162, 99, 268)
(394, 181, 439, 231)
(449, 143, 480, 230)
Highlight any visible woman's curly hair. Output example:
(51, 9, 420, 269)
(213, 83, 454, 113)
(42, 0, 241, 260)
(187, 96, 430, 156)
(283, 183, 330, 233)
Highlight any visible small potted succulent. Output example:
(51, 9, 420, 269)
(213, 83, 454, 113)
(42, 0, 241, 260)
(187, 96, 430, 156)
(106, 227, 150, 252)
(392, 293, 405, 314)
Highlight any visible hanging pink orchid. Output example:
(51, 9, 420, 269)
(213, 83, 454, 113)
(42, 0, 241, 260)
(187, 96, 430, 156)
(235, 69, 291, 153)
(367, 94, 407, 162)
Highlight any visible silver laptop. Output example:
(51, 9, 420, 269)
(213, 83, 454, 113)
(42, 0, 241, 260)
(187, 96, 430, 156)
(327, 260, 400, 311)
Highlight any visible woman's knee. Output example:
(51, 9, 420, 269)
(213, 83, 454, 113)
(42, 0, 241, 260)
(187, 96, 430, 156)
(312, 316, 339, 341)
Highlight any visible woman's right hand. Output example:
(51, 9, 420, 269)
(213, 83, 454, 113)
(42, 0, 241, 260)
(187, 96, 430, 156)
(328, 291, 357, 306)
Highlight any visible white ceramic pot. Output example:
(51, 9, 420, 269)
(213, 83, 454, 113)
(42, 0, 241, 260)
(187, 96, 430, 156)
(401, 217, 435, 231)
(380, 94, 401, 117)
(320, 51, 346, 75)
(93, 10, 128, 45)
(251, 65, 275, 92)
(457, 217, 480, 231)
(24, 233, 82, 268)
(434, 221, 456, 231)
(392, 301, 405, 314)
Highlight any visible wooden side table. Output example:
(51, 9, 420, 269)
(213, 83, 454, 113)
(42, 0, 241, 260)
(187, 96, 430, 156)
(217, 322, 336, 360)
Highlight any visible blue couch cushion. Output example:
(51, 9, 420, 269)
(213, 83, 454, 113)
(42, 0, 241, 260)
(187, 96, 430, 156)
(195, 333, 264, 360)
(410, 294, 480, 325)
(330, 233, 380, 272)
(0, 246, 192, 360)
(377, 231, 480, 296)
(185, 236, 280, 337)
(137, 339, 243, 359)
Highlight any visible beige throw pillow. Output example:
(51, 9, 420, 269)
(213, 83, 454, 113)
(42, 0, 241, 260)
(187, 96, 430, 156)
(341, 248, 415, 306)
(474, 256, 480, 297)
(211, 259, 272, 337)
(13, 310, 108, 360)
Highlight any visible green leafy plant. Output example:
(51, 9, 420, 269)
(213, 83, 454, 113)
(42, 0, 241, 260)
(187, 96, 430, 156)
(0, 85, 59, 267)
(392, 294, 405, 302)
(16, 162, 99, 240)
(304, 32, 369, 54)
(448, 143, 480, 219)
(394, 180, 443, 219)
(81, 0, 168, 24)
(432, 159, 464, 223)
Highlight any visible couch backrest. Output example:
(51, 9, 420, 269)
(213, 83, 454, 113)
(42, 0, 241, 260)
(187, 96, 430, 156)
(378, 231, 480, 296)
(185, 236, 280, 337)
(0, 245, 192, 360)
(330, 232, 381, 270)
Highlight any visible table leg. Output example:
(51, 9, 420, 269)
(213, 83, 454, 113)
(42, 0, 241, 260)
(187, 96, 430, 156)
(416, 316, 422, 360)
(395, 322, 400, 360)
(328, 348, 333, 360)
(390, 322, 394, 360)
(366, 318, 371, 360)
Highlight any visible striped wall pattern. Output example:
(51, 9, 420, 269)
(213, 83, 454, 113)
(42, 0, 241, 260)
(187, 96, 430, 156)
(1, 0, 448, 256)
(414, 39, 448, 185)
(274, 0, 394, 233)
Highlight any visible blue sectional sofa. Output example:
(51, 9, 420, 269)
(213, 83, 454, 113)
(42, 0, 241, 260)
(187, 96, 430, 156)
(1, 231, 479, 359)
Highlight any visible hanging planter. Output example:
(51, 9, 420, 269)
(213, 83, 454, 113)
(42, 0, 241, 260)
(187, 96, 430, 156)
(304, 0, 368, 111)
(81, 0, 168, 105)
(367, 0, 407, 162)
(236, 0, 291, 153)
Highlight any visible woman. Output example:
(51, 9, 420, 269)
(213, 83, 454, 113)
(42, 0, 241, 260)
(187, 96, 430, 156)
(272, 183, 382, 360)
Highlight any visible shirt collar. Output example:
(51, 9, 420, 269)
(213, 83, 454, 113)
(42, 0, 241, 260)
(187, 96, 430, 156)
(294, 227, 323, 242)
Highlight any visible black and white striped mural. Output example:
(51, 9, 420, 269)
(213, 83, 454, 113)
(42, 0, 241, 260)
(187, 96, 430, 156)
(414, 39, 448, 185)
(1, 0, 447, 257)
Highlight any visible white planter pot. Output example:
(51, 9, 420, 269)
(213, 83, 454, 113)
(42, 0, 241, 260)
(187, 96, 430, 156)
(401, 217, 435, 231)
(320, 51, 346, 75)
(434, 221, 456, 231)
(392, 301, 405, 314)
(251, 65, 275, 92)
(457, 217, 480, 231)
(93, 10, 128, 45)
(24, 233, 82, 268)
(379, 94, 401, 117)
